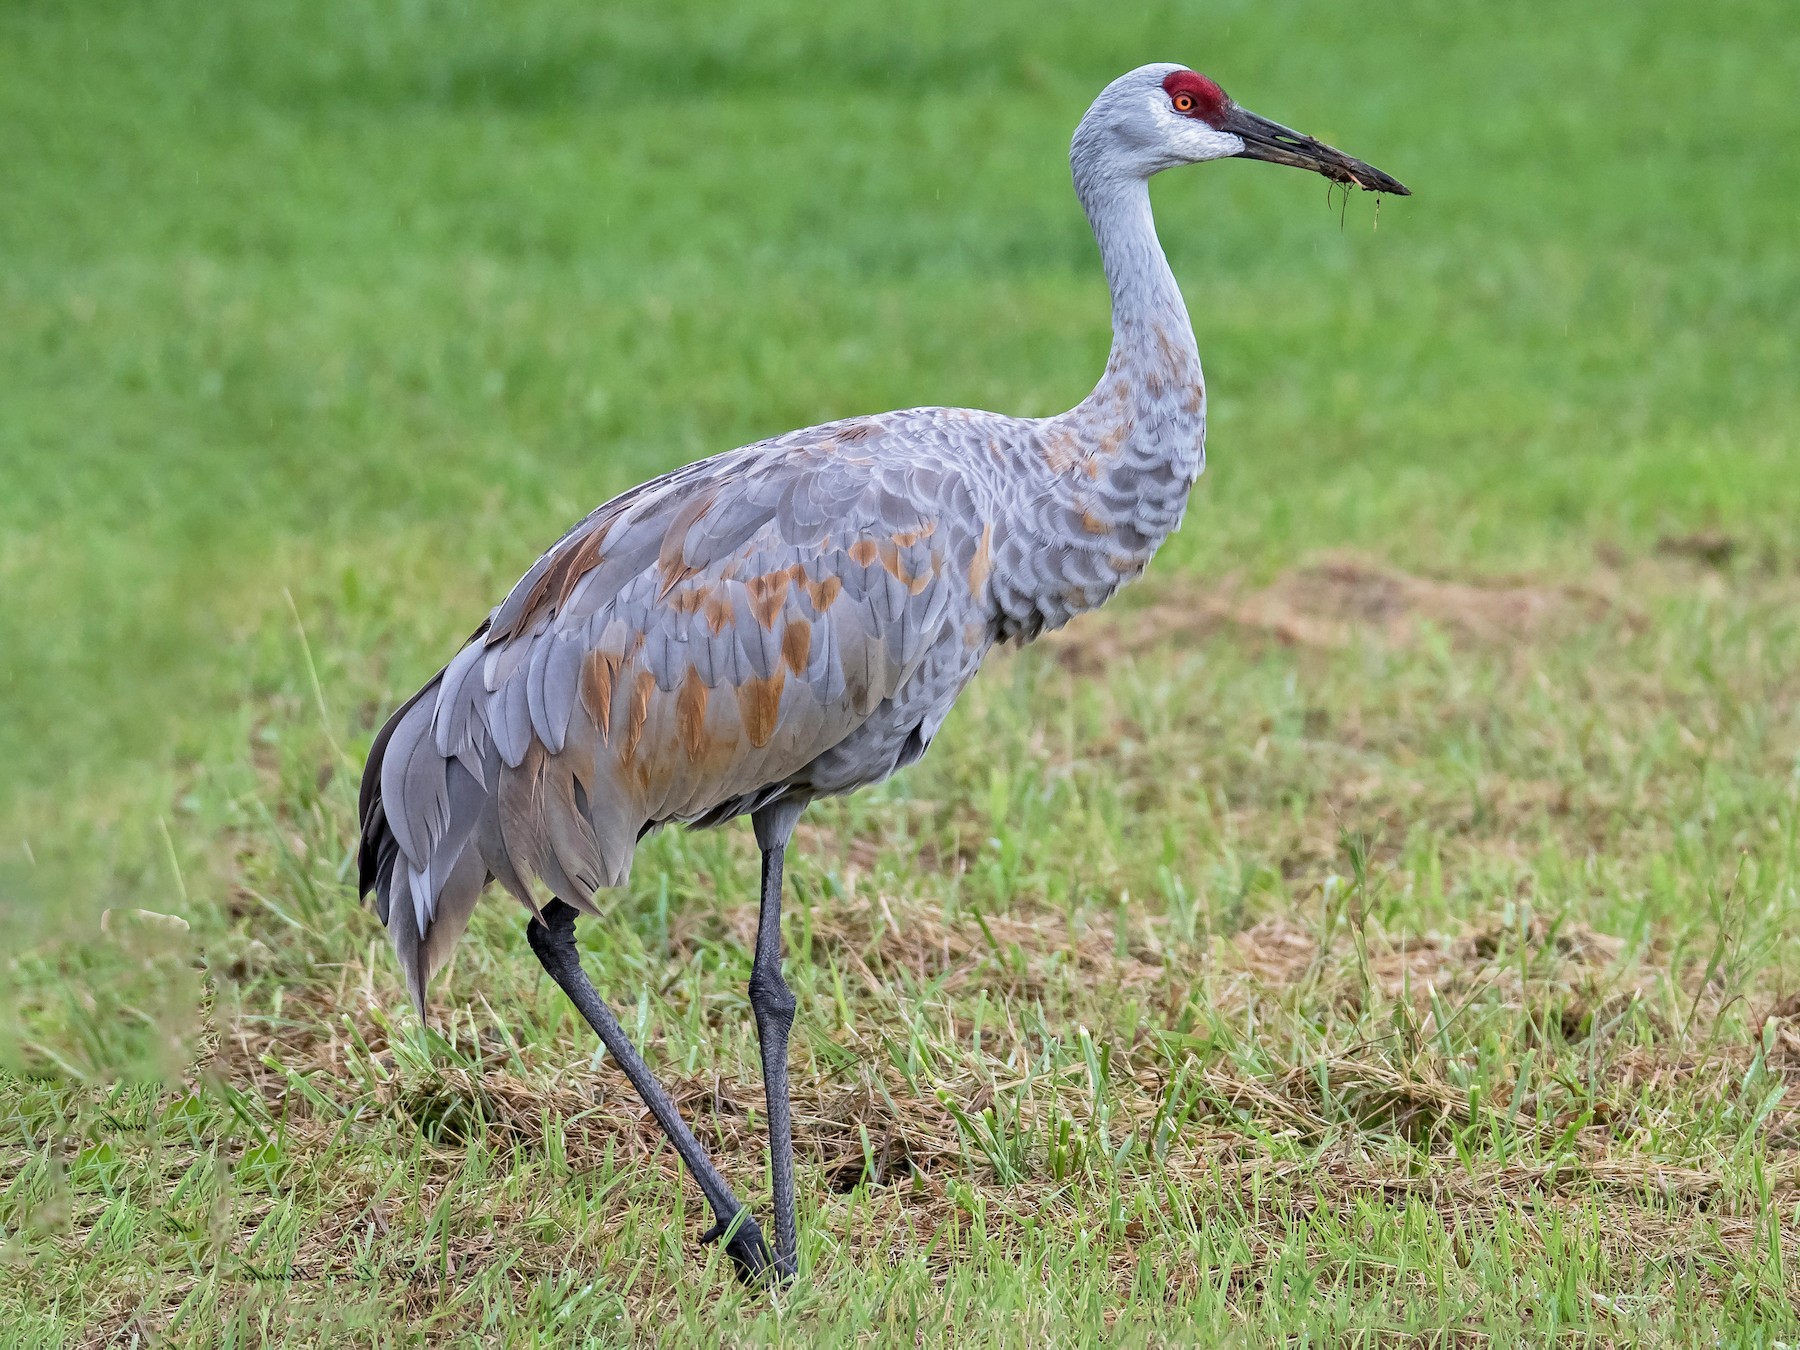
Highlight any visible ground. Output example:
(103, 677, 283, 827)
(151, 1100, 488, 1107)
(2, 0, 1799, 1344)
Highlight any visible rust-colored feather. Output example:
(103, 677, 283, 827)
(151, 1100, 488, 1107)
(746, 568, 792, 629)
(676, 666, 709, 759)
(874, 540, 898, 579)
(620, 668, 656, 766)
(583, 650, 622, 741)
(656, 489, 717, 596)
(670, 583, 710, 616)
(736, 670, 785, 749)
(781, 618, 813, 676)
(704, 590, 735, 635)
(802, 573, 843, 612)
(544, 526, 607, 611)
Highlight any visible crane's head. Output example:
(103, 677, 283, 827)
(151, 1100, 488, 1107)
(1073, 63, 1408, 196)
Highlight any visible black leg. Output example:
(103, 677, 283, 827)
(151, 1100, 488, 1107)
(526, 899, 774, 1284)
(749, 839, 800, 1279)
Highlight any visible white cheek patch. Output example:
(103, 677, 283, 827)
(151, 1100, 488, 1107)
(1176, 125, 1246, 164)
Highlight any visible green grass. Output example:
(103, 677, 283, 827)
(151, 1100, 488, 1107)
(3, 0, 1799, 1342)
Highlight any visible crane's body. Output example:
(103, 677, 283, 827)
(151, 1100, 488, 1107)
(358, 62, 1405, 1284)
(363, 247, 1204, 1007)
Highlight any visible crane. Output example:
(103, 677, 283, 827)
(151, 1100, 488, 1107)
(357, 63, 1406, 1285)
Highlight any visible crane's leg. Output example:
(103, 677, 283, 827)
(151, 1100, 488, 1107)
(749, 803, 804, 1280)
(526, 899, 774, 1285)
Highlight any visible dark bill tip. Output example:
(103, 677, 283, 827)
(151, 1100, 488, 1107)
(1221, 104, 1410, 196)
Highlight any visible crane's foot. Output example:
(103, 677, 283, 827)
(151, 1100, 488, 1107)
(700, 1206, 785, 1287)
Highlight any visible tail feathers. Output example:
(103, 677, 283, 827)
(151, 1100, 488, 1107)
(357, 629, 648, 1015)
(359, 675, 494, 1016)
(387, 837, 489, 1016)
(358, 684, 432, 903)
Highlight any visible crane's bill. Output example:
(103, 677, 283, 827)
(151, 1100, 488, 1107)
(1223, 105, 1409, 196)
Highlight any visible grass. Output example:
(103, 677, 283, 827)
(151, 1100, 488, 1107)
(2, 0, 1799, 1342)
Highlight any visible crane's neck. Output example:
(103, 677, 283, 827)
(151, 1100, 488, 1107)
(1084, 174, 1204, 413)
(989, 170, 1206, 641)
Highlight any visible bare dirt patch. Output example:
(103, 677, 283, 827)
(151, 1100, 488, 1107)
(1656, 529, 1738, 568)
(1043, 551, 1606, 673)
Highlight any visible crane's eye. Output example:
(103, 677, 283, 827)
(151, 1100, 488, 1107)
(1171, 91, 1196, 114)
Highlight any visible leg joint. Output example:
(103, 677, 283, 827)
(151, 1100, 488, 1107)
(748, 964, 796, 1024)
(526, 899, 580, 972)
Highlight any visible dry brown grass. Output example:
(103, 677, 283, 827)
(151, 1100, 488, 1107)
(172, 860, 1800, 1325)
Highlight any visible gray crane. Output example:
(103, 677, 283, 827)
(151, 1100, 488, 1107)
(357, 63, 1406, 1284)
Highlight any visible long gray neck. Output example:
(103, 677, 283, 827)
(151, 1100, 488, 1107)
(1079, 172, 1203, 413)
(988, 168, 1207, 641)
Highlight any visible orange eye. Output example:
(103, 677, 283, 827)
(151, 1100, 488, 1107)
(1172, 92, 1195, 113)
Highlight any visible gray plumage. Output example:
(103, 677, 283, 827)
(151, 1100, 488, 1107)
(355, 62, 1406, 1283)
(358, 88, 1222, 1006)
(363, 380, 1202, 1004)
